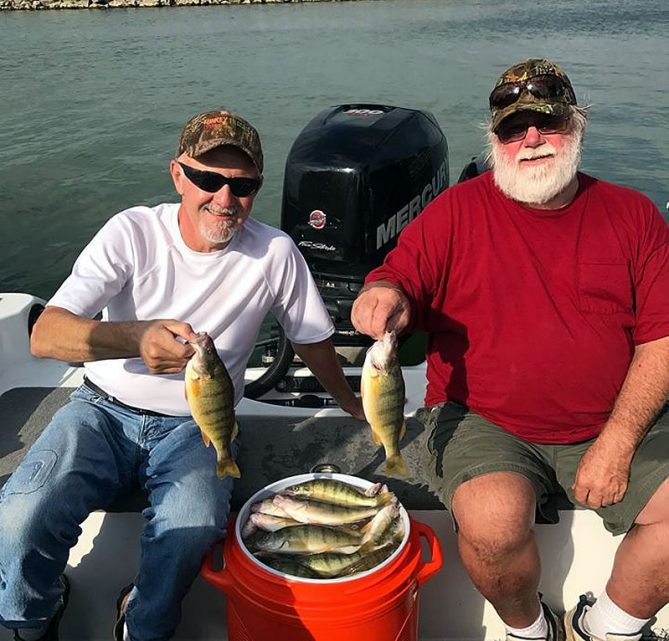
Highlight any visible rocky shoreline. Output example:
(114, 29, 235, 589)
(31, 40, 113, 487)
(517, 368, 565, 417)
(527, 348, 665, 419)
(2, 0, 361, 10)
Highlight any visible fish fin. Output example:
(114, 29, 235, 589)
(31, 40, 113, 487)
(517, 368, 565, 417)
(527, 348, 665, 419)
(384, 454, 409, 479)
(370, 427, 381, 446)
(217, 457, 241, 479)
(400, 419, 407, 440)
(187, 379, 201, 398)
(232, 420, 239, 440)
(358, 540, 376, 555)
(201, 430, 211, 447)
(336, 545, 362, 555)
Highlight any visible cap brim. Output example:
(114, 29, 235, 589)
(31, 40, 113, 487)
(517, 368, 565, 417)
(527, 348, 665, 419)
(180, 138, 262, 174)
(492, 102, 571, 132)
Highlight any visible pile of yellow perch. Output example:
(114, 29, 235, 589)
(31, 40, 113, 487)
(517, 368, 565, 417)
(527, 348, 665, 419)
(241, 478, 405, 579)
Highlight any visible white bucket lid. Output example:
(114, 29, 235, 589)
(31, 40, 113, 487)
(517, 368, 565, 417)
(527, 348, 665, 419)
(235, 472, 411, 584)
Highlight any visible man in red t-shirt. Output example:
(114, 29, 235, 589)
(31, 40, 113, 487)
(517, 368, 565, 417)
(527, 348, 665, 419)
(352, 58, 669, 641)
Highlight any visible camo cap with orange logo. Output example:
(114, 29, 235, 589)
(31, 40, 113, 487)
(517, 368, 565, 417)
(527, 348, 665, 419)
(489, 58, 578, 132)
(176, 110, 264, 174)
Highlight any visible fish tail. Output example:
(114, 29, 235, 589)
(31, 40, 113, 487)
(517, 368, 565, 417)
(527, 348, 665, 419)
(384, 454, 409, 479)
(217, 456, 241, 479)
(375, 491, 396, 506)
(358, 540, 376, 555)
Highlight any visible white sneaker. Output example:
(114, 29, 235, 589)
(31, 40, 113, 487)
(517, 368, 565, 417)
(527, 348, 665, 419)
(564, 594, 642, 641)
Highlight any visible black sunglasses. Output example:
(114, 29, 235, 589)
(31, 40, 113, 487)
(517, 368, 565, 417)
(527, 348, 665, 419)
(178, 162, 261, 197)
(495, 113, 570, 143)
(489, 74, 576, 111)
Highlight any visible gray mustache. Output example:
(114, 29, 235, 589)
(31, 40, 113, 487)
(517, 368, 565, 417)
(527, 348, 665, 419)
(204, 206, 239, 217)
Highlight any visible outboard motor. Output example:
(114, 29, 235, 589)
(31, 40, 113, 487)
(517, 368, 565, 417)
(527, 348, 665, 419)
(246, 104, 448, 400)
(283, 104, 447, 350)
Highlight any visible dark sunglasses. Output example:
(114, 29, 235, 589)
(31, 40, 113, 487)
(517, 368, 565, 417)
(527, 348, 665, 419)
(489, 74, 575, 111)
(495, 113, 570, 143)
(178, 162, 261, 197)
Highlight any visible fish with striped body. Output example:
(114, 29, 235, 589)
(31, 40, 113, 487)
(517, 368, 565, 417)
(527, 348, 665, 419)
(249, 512, 303, 532)
(185, 332, 240, 479)
(259, 555, 322, 579)
(273, 494, 382, 526)
(251, 524, 362, 555)
(299, 545, 396, 579)
(250, 497, 292, 518)
(360, 497, 401, 548)
(360, 331, 408, 477)
(337, 543, 396, 577)
(283, 478, 393, 508)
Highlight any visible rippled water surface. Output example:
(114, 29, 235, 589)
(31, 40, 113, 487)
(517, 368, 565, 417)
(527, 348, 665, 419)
(1, 0, 667, 297)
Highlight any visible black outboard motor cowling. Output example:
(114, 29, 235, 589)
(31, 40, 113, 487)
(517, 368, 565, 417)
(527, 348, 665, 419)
(281, 104, 448, 353)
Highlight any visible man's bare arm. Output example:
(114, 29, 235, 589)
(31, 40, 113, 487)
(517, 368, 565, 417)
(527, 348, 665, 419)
(573, 335, 669, 508)
(31, 306, 197, 374)
(291, 338, 365, 420)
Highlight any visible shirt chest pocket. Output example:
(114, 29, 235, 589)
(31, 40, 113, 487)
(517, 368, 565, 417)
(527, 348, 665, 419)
(577, 262, 633, 314)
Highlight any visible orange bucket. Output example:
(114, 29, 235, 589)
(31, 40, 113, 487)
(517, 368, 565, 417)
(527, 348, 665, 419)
(202, 473, 443, 641)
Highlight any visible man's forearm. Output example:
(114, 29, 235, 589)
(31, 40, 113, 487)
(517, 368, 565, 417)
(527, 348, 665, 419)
(598, 336, 669, 454)
(31, 306, 145, 363)
(291, 338, 360, 413)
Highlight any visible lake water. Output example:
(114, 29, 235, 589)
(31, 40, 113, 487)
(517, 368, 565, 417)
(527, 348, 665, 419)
(1, 0, 668, 299)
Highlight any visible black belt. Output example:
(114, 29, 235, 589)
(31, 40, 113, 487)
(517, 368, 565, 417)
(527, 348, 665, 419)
(83, 376, 170, 417)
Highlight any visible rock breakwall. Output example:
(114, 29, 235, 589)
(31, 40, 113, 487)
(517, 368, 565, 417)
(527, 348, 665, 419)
(2, 0, 361, 10)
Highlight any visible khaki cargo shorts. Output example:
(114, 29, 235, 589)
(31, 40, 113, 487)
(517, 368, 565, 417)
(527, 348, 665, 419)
(416, 402, 669, 535)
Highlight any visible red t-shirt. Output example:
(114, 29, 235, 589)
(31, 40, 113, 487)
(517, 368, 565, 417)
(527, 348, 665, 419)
(366, 171, 669, 444)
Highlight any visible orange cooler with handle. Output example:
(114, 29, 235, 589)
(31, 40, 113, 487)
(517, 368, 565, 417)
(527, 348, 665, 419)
(202, 473, 443, 641)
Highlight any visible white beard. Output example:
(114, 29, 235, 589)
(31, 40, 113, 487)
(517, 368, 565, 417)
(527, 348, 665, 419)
(490, 130, 582, 205)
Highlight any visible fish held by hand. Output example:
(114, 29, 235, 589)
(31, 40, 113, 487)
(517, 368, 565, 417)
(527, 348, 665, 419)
(360, 331, 408, 478)
(185, 331, 240, 479)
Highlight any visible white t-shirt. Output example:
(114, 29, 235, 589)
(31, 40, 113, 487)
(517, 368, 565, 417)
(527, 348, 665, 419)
(49, 203, 334, 415)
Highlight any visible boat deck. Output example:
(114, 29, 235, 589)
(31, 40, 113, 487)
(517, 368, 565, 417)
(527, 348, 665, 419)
(0, 385, 441, 513)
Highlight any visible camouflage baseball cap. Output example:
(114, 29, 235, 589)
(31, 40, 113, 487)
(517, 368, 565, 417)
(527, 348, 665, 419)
(489, 58, 577, 132)
(176, 109, 264, 174)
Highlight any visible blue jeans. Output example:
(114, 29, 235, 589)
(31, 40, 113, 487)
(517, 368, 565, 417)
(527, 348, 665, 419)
(0, 384, 235, 641)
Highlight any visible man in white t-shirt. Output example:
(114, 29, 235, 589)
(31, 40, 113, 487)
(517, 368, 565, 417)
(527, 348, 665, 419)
(0, 110, 364, 641)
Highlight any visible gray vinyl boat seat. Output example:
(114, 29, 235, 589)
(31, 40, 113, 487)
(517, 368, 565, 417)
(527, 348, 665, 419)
(0, 386, 574, 516)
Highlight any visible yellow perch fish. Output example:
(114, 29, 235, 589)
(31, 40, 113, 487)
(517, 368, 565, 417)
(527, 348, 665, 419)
(273, 494, 381, 526)
(298, 549, 371, 578)
(251, 524, 362, 555)
(249, 513, 303, 532)
(283, 479, 394, 508)
(360, 331, 408, 477)
(250, 498, 291, 518)
(259, 555, 322, 579)
(337, 543, 396, 577)
(185, 332, 240, 479)
(360, 498, 400, 548)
